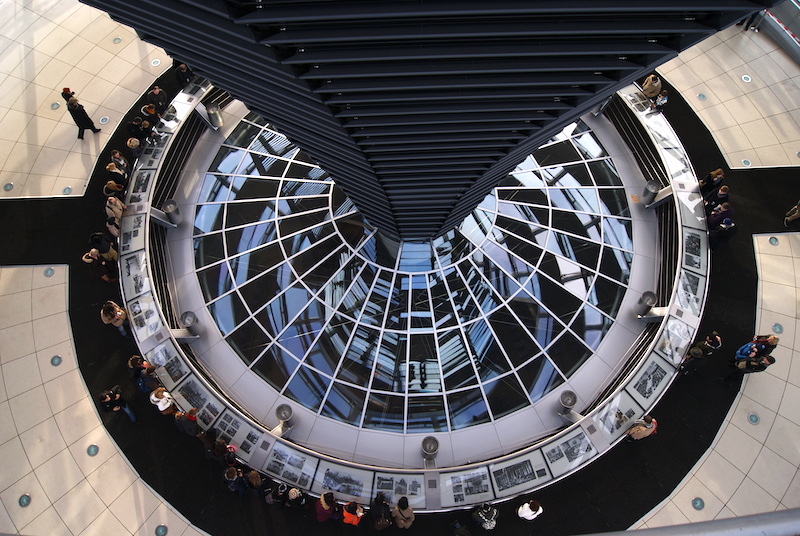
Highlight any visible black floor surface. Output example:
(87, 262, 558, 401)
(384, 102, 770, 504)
(0, 72, 795, 536)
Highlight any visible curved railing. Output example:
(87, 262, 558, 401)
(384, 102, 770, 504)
(118, 82, 710, 511)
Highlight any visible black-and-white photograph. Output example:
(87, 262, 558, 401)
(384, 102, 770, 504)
(454, 493, 465, 503)
(178, 380, 208, 410)
(288, 455, 305, 469)
(222, 414, 233, 424)
(634, 361, 667, 399)
(164, 356, 186, 381)
(298, 473, 311, 488)
(561, 432, 592, 463)
(462, 471, 489, 496)
(266, 460, 284, 475)
(322, 468, 364, 497)
(545, 445, 564, 464)
(684, 231, 701, 257)
(535, 467, 548, 478)
(197, 408, 215, 426)
(246, 431, 260, 444)
(240, 441, 252, 454)
(282, 469, 300, 483)
(376, 476, 393, 491)
(492, 459, 536, 491)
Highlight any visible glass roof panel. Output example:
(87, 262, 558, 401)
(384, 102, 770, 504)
(195, 117, 636, 432)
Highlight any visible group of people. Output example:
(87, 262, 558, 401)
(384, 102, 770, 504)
(82, 144, 131, 283)
(720, 334, 778, 383)
(699, 168, 738, 250)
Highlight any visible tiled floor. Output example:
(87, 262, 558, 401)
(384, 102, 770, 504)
(634, 233, 800, 528)
(2, 0, 800, 533)
(0, 0, 168, 199)
(0, 266, 207, 535)
(660, 23, 800, 169)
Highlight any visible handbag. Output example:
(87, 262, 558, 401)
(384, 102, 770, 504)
(374, 516, 391, 530)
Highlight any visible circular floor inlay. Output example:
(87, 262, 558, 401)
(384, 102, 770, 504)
(151, 59, 161, 67)
(44, 267, 54, 277)
(18, 494, 31, 508)
(748, 412, 760, 425)
(50, 355, 62, 366)
(50, 102, 60, 110)
(62, 186, 72, 195)
(100, 116, 109, 124)
(692, 497, 704, 510)
(696, 93, 707, 101)
(155, 525, 168, 536)
(87, 444, 99, 456)
(3, 183, 13, 192)
(742, 75, 752, 83)
(742, 159, 752, 167)
(769, 236, 780, 246)
(113, 37, 122, 44)
(773, 323, 784, 334)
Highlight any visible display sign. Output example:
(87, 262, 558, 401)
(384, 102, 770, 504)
(215, 409, 267, 463)
(126, 292, 164, 341)
(591, 390, 643, 443)
(373, 472, 426, 509)
(676, 269, 705, 318)
(439, 467, 493, 508)
(682, 228, 708, 274)
(121, 250, 150, 299)
(172, 375, 224, 429)
(489, 450, 551, 498)
(654, 315, 693, 367)
(263, 441, 319, 490)
(626, 353, 674, 410)
(312, 460, 375, 503)
(543, 428, 596, 478)
(151, 340, 189, 389)
(119, 213, 146, 253)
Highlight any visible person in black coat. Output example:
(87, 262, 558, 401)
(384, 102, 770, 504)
(61, 87, 75, 102)
(175, 63, 194, 86)
(67, 97, 100, 139)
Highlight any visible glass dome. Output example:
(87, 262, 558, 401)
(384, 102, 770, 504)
(193, 113, 633, 434)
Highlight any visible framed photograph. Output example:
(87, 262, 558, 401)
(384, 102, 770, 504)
(654, 315, 693, 367)
(489, 450, 551, 498)
(439, 467, 493, 508)
(682, 228, 708, 274)
(126, 292, 164, 342)
(213, 409, 266, 464)
(311, 461, 374, 503)
(543, 429, 596, 478)
(119, 214, 146, 253)
(590, 390, 642, 443)
(120, 251, 150, 299)
(627, 353, 675, 410)
(372, 473, 426, 509)
(172, 375, 224, 430)
(149, 340, 189, 390)
(673, 190, 706, 230)
(262, 442, 318, 490)
(676, 270, 705, 318)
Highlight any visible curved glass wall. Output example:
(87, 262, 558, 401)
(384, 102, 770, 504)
(193, 113, 633, 434)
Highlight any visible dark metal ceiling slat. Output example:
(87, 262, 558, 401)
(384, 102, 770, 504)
(335, 101, 572, 118)
(261, 20, 713, 46)
(283, 41, 675, 64)
(344, 111, 553, 128)
(300, 58, 640, 80)
(314, 73, 616, 93)
(325, 87, 592, 105)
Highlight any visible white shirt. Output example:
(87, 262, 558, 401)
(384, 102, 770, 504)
(517, 503, 543, 521)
